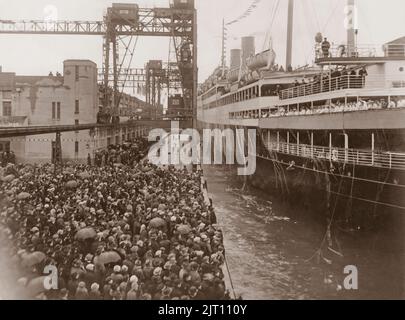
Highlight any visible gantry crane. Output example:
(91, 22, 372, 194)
(0, 0, 197, 122)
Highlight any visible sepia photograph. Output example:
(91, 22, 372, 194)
(0, 0, 404, 307)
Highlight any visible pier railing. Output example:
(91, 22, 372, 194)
(279, 75, 405, 100)
(265, 142, 405, 170)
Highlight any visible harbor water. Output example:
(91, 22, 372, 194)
(203, 165, 405, 300)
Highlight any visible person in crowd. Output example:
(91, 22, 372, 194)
(359, 67, 368, 86)
(341, 67, 349, 89)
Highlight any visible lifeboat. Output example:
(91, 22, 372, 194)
(213, 67, 223, 77)
(247, 49, 276, 70)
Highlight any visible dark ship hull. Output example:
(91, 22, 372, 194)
(198, 121, 405, 239)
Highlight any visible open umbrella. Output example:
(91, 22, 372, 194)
(78, 172, 91, 180)
(23, 172, 33, 179)
(2, 174, 15, 183)
(126, 181, 136, 188)
(21, 251, 46, 267)
(63, 167, 75, 175)
(141, 166, 152, 173)
(75, 227, 97, 240)
(177, 225, 192, 235)
(94, 251, 121, 265)
(149, 217, 166, 229)
(17, 192, 31, 200)
(203, 273, 215, 282)
(66, 180, 78, 189)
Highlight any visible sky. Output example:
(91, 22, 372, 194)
(0, 0, 404, 82)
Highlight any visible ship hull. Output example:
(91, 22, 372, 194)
(197, 120, 405, 238)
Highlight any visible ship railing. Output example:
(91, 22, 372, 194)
(315, 44, 379, 60)
(315, 43, 405, 60)
(280, 75, 405, 100)
(265, 142, 405, 170)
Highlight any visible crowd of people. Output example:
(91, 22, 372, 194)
(0, 138, 230, 300)
(282, 66, 369, 100)
(93, 142, 149, 168)
(232, 97, 405, 120)
(272, 97, 405, 118)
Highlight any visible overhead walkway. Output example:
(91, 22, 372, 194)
(0, 118, 194, 139)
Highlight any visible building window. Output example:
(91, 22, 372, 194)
(75, 141, 79, 154)
(52, 102, 61, 120)
(75, 100, 80, 114)
(2, 101, 12, 117)
(0, 142, 10, 152)
(75, 66, 79, 81)
(2, 91, 12, 100)
(57, 102, 61, 120)
(52, 102, 56, 119)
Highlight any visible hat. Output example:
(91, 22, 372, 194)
(86, 264, 95, 272)
(121, 265, 129, 273)
(162, 287, 173, 296)
(85, 254, 94, 262)
(131, 282, 139, 290)
(113, 265, 121, 273)
(91, 283, 99, 291)
(153, 267, 162, 277)
(189, 286, 197, 295)
(130, 275, 138, 284)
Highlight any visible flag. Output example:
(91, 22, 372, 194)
(226, 0, 262, 26)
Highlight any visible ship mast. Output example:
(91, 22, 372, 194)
(221, 18, 226, 76)
(347, 0, 357, 57)
(286, 0, 294, 70)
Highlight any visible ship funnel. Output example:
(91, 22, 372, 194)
(241, 36, 255, 65)
(230, 49, 241, 69)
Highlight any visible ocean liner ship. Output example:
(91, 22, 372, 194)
(197, 0, 405, 232)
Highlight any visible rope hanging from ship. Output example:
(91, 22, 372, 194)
(256, 155, 405, 212)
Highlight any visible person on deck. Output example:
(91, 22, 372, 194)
(321, 38, 331, 58)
